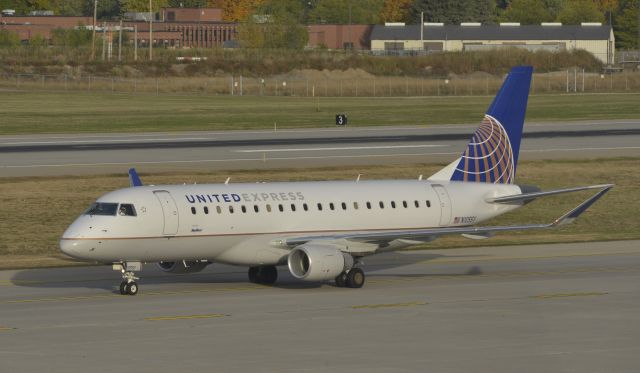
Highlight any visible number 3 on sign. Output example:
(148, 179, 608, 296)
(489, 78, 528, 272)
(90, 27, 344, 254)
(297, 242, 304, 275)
(336, 114, 347, 126)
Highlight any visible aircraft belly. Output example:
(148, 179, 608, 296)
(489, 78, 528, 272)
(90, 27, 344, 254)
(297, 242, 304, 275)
(84, 235, 248, 262)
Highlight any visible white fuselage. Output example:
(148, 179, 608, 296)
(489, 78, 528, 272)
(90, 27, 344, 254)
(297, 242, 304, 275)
(60, 180, 522, 266)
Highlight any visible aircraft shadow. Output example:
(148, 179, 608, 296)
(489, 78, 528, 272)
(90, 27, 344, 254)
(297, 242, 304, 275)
(9, 251, 485, 294)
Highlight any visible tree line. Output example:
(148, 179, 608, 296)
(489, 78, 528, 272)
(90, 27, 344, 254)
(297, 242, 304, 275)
(0, 0, 637, 49)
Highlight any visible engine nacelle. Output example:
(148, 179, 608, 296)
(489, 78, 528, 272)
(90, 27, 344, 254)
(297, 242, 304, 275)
(157, 260, 209, 274)
(287, 245, 353, 282)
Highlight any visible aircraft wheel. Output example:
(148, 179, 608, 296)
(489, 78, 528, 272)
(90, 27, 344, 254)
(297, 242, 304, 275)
(248, 267, 260, 283)
(335, 272, 347, 287)
(346, 268, 365, 288)
(119, 281, 128, 295)
(259, 266, 278, 285)
(126, 281, 139, 295)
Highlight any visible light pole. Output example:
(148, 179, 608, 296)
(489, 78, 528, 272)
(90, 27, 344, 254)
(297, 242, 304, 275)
(149, 0, 153, 61)
(91, 0, 97, 60)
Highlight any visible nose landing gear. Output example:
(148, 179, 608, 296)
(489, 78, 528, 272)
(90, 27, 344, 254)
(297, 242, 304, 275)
(114, 262, 141, 295)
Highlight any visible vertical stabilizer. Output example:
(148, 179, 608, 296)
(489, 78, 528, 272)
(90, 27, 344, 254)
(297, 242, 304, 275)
(448, 66, 532, 184)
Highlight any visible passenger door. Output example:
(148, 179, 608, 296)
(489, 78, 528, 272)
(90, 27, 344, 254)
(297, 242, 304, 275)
(154, 190, 179, 235)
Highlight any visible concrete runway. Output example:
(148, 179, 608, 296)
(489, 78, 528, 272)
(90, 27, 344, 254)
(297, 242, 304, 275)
(2, 120, 639, 177)
(1, 240, 639, 372)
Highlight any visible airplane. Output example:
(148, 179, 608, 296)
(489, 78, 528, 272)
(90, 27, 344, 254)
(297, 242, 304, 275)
(60, 66, 613, 295)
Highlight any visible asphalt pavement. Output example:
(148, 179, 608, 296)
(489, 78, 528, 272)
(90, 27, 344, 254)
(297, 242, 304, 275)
(1, 240, 639, 372)
(1, 120, 639, 176)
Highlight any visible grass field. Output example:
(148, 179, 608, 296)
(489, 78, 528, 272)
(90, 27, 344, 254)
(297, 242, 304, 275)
(0, 158, 638, 269)
(0, 91, 638, 135)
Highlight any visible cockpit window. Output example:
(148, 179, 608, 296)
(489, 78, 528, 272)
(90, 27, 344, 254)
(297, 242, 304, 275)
(118, 204, 137, 216)
(85, 202, 119, 216)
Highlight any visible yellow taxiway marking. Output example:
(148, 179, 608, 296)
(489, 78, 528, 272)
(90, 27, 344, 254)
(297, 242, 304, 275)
(145, 313, 227, 321)
(351, 301, 427, 309)
(531, 292, 608, 300)
(0, 327, 14, 332)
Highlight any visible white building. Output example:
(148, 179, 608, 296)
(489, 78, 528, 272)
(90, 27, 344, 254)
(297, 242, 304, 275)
(371, 22, 615, 64)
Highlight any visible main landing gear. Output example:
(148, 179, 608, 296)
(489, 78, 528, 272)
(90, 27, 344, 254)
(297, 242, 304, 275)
(248, 265, 278, 285)
(114, 262, 141, 295)
(335, 268, 365, 288)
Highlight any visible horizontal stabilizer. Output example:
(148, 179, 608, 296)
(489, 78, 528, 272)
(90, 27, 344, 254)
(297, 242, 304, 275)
(486, 184, 614, 204)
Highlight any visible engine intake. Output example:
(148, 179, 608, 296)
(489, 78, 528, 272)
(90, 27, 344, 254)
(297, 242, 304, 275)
(157, 260, 209, 274)
(287, 245, 353, 282)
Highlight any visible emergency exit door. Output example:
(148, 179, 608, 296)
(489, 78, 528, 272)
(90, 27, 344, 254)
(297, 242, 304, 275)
(432, 184, 452, 226)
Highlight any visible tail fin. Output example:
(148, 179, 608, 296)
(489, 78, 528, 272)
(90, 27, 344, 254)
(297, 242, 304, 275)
(449, 66, 533, 184)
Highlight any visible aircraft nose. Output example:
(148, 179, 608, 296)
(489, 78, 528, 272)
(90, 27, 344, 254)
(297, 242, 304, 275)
(59, 238, 80, 258)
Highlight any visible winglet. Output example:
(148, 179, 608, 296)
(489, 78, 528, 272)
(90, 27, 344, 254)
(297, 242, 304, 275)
(128, 168, 143, 187)
(551, 184, 613, 226)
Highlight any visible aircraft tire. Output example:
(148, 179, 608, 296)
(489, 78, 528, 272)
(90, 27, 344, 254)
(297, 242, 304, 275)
(335, 272, 347, 287)
(119, 281, 128, 295)
(346, 268, 365, 288)
(248, 267, 260, 283)
(126, 281, 139, 295)
(259, 266, 278, 285)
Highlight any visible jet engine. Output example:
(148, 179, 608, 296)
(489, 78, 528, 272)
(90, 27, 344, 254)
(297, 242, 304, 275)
(287, 245, 353, 282)
(157, 260, 209, 274)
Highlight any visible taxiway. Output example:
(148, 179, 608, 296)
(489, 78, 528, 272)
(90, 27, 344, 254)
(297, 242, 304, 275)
(1, 240, 639, 372)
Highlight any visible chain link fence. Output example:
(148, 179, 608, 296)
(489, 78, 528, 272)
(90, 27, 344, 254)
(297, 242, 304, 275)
(1, 70, 639, 97)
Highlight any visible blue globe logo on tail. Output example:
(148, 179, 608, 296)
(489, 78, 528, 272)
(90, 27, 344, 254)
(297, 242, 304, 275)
(450, 66, 533, 184)
(453, 114, 514, 183)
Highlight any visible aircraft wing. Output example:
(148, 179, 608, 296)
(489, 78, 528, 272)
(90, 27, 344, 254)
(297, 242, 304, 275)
(283, 184, 613, 249)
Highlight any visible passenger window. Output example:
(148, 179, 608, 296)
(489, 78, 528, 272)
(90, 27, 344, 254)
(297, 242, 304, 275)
(216, 206, 222, 214)
(278, 204, 284, 212)
(118, 203, 137, 216)
(366, 202, 371, 209)
(204, 206, 209, 214)
(341, 202, 347, 210)
(414, 200, 420, 208)
(229, 206, 234, 214)
(266, 204, 272, 212)
(254, 205, 259, 213)
(353, 202, 359, 210)
(426, 200, 431, 208)
(317, 203, 323, 211)
(291, 204, 296, 212)
(303, 203, 308, 211)
(391, 201, 396, 208)
(191, 207, 196, 215)
(379, 201, 384, 209)
(241, 205, 247, 213)
(329, 203, 335, 210)
(402, 201, 408, 208)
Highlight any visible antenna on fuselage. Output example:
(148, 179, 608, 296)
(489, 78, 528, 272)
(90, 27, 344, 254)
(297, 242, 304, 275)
(418, 175, 423, 180)
(225, 177, 231, 185)
(356, 174, 361, 182)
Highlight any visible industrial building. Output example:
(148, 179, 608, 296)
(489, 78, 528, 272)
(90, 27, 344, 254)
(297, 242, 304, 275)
(370, 22, 615, 64)
(0, 8, 616, 64)
(0, 8, 236, 48)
